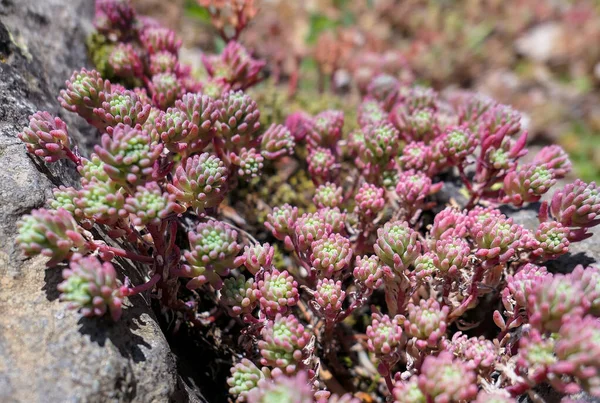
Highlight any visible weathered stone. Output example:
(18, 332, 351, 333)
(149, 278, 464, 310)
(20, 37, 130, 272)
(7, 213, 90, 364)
(0, 1, 181, 402)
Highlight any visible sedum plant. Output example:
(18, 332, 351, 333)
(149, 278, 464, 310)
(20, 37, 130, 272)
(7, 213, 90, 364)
(13, 0, 600, 401)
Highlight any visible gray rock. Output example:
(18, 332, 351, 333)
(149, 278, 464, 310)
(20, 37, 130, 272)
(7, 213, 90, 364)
(0, 1, 184, 402)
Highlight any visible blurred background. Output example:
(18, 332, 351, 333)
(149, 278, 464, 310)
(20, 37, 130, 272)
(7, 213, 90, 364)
(132, 0, 600, 182)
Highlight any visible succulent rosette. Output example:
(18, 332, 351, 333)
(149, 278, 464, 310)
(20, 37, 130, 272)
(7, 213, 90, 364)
(318, 207, 347, 234)
(265, 204, 298, 245)
(93, 89, 151, 131)
(570, 265, 600, 316)
(503, 163, 556, 206)
(503, 263, 551, 312)
(447, 332, 498, 372)
(313, 182, 343, 209)
(550, 180, 600, 229)
(246, 371, 313, 403)
(108, 43, 142, 78)
(354, 183, 385, 219)
(58, 254, 124, 321)
(260, 123, 295, 160)
(59, 68, 110, 122)
(180, 221, 242, 290)
(366, 313, 404, 356)
(353, 255, 390, 290)
(533, 145, 572, 179)
(234, 243, 275, 275)
(313, 278, 346, 319)
(374, 220, 421, 274)
(220, 276, 259, 317)
(398, 141, 432, 172)
(437, 126, 477, 164)
(294, 212, 332, 252)
(431, 237, 471, 277)
(227, 358, 267, 401)
(309, 233, 353, 277)
(124, 182, 185, 226)
(75, 180, 127, 225)
(472, 216, 529, 268)
(18, 112, 72, 163)
(306, 110, 344, 149)
(307, 147, 336, 183)
(217, 90, 261, 149)
(366, 74, 400, 110)
(360, 122, 401, 166)
(94, 124, 163, 188)
(429, 207, 468, 240)
(167, 152, 227, 215)
(527, 273, 589, 332)
(258, 314, 311, 374)
(404, 298, 449, 349)
(257, 269, 299, 317)
(16, 208, 86, 265)
(140, 26, 182, 55)
(516, 329, 557, 381)
(417, 352, 478, 402)
(533, 221, 570, 259)
(357, 98, 389, 128)
(149, 72, 183, 110)
(554, 315, 600, 396)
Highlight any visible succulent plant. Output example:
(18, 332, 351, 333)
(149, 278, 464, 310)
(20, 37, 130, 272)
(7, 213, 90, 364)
(59, 68, 110, 122)
(306, 110, 344, 149)
(554, 315, 600, 396)
(246, 371, 313, 403)
(417, 352, 478, 402)
(58, 254, 124, 321)
(140, 26, 181, 55)
(354, 183, 386, 219)
(257, 269, 299, 317)
(527, 273, 588, 332)
(93, 89, 151, 130)
(313, 182, 343, 209)
(221, 276, 259, 316)
(94, 124, 163, 187)
(533, 221, 570, 259)
(227, 358, 267, 401)
(366, 313, 404, 356)
(374, 220, 421, 274)
(550, 180, 600, 229)
(307, 147, 336, 183)
(231, 147, 264, 178)
(124, 182, 185, 226)
(503, 163, 556, 206)
(16, 208, 86, 266)
(313, 278, 346, 319)
(294, 212, 332, 252)
(18, 112, 72, 163)
(258, 314, 311, 374)
(235, 243, 275, 275)
(149, 72, 183, 110)
(217, 90, 261, 148)
(309, 233, 353, 277)
(404, 298, 449, 349)
(181, 221, 242, 289)
(358, 98, 389, 128)
(167, 152, 228, 215)
(108, 43, 143, 78)
(392, 377, 426, 403)
(261, 123, 295, 160)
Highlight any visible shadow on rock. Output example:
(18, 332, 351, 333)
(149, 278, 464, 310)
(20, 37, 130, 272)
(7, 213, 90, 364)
(77, 299, 151, 363)
(42, 266, 65, 302)
(543, 251, 597, 274)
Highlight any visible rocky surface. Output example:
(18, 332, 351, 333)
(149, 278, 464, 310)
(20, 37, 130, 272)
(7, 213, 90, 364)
(0, 1, 197, 402)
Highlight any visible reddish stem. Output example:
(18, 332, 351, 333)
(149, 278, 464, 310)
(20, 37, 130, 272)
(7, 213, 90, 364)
(124, 273, 161, 296)
(64, 148, 81, 166)
(90, 243, 154, 264)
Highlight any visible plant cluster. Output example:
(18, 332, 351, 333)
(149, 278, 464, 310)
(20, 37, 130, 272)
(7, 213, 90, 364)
(16, 0, 600, 401)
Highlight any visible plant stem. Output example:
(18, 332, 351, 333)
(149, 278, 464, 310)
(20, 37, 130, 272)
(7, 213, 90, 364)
(124, 273, 161, 296)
